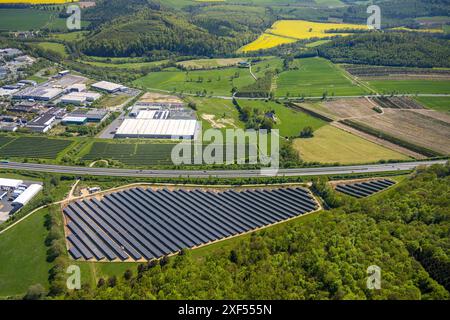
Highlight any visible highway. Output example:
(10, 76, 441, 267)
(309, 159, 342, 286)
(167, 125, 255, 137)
(0, 160, 447, 179)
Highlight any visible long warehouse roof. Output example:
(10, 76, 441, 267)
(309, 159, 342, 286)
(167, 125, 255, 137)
(13, 184, 43, 207)
(116, 119, 198, 137)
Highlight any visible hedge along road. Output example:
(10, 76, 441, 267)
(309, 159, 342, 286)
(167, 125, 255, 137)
(0, 160, 447, 178)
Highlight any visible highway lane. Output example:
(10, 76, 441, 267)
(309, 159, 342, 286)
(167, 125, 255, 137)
(0, 160, 447, 178)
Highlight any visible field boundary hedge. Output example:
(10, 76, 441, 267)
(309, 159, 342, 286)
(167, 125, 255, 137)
(285, 102, 334, 122)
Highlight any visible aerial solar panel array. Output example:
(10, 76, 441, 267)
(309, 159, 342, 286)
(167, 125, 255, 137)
(63, 187, 319, 261)
(335, 179, 396, 198)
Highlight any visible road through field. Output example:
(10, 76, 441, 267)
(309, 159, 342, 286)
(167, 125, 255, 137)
(0, 160, 446, 178)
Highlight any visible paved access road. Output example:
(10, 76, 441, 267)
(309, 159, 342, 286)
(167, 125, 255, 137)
(0, 160, 447, 178)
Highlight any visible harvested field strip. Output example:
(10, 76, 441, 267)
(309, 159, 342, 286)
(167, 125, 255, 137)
(371, 97, 424, 109)
(319, 98, 378, 119)
(0, 137, 73, 159)
(341, 112, 449, 156)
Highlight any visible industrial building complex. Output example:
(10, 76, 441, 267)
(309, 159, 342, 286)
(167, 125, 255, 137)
(0, 68, 116, 134)
(114, 92, 199, 139)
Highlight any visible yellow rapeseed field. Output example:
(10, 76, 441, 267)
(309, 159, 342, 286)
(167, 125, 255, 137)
(240, 19, 368, 52)
(239, 33, 297, 53)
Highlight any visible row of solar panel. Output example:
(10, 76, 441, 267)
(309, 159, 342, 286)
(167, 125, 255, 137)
(64, 187, 319, 261)
(335, 179, 396, 198)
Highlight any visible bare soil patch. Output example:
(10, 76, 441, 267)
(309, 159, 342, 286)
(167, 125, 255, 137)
(353, 109, 450, 155)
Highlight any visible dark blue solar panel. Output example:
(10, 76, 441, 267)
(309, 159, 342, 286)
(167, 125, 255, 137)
(336, 179, 396, 198)
(68, 246, 82, 260)
(64, 187, 320, 261)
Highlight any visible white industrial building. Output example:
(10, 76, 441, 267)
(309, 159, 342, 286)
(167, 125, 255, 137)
(0, 178, 23, 191)
(115, 119, 199, 139)
(136, 110, 170, 120)
(12, 184, 43, 208)
(13, 87, 63, 101)
(60, 91, 102, 105)
(91, 81, 125, 93)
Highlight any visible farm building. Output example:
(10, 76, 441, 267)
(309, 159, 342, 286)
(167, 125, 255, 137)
(115, 119, 199, 139)
(91, 81, 125, 93)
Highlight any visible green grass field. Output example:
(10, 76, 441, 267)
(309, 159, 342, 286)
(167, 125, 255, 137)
(0, 205, 134, 297)
(368, 80, 450, 94)
(50, 31, 88, 42)
(237, 100, 326, 137)
(34, 42, 68, 58)
(0, 8, 66, 31)
(414, 96, 450, 113)
(133, 58, 284, 96)
(0, 137, 73, 160)
(187, 97, 245, 131)
(0, 207, 51, 298)
(133, 67, 256, 96)
(293, 125, 410, 164)
(275, 58, 368, 97)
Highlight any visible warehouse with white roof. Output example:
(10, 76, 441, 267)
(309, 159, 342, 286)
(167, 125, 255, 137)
(115, 119, 199, 139)
(91, 81, 125, 93)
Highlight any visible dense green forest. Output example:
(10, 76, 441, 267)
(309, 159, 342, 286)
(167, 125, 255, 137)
(317, 33, 450, 68)
(78, 0, 265, 57)
(74, 0, 450, 58)
(61, 164, 450, 300)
